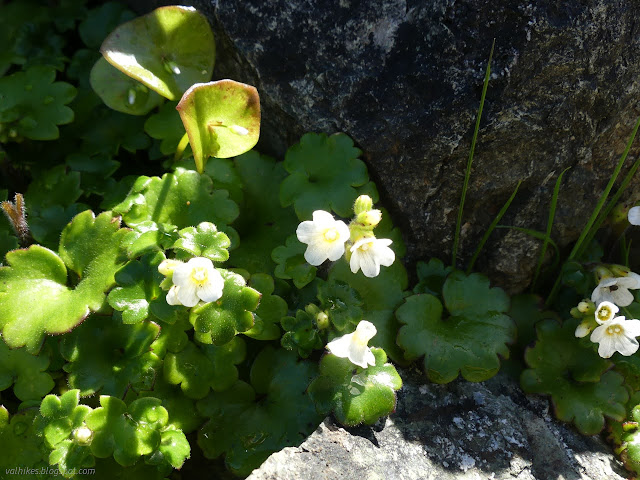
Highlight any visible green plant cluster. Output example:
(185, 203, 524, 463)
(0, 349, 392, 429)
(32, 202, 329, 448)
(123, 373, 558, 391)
(4, 1, 640, 479)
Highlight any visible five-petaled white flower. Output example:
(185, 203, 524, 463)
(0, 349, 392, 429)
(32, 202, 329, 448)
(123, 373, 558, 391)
(296, 210, 350, 266)
(349, 237, 395, 278)
(595, 301, 619, 324)
(326, 320, 377, 368)
(166, 257, 224, 307)
(591, 276, 640, 307)
(590, 316, 640, 358)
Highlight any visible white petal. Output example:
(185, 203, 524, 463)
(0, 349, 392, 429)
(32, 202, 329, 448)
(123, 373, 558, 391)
(198, 270, 224, 303)
(629, 206, 640, 225)
(327, 333, 354, 358)
(325, 240, 346, 261)
(336, 221, 351, 241)
(296, 220, 322, 243)
(304, 242, 332, 266)
(615, 276, 639, 289)
(624, 319, 640, 337)
(311, 210, 336, 226)
(355, 320, 377, 342)
(597, 337, 615, 358)
(172, 262, 193, 287)
(611, 288, 635, 307)
(177, 281, 199, 307)
(364, 349, 376, 367)
(372, 241, 395, 267)
(359, 250, 380, 277)
(590, 325, 607, 343)
(166, 285, 181, 305)
(628, 272, 640, 288)
(348, 344, 372, 368)
(615, 336, 639, 356)
(188, 256, 215, 271)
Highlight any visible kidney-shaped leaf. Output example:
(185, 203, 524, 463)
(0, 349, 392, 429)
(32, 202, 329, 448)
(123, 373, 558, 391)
(177, 79, 260, 172)
(101, 5, 214, 100)
(90, 57, 163, 115)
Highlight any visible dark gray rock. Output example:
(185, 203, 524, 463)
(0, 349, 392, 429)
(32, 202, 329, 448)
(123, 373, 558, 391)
(247, 368, 628, 480)
(134, 0, 640, 293)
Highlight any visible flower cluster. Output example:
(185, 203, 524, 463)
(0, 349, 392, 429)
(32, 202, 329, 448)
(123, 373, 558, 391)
(574, 267, 640, 358)
(158, 257, 224, 307)
(295, 195, 395, 278)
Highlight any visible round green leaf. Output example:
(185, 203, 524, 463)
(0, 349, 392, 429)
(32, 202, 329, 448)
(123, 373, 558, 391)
(0, 407, 48, 473)
(272, 234, 317, 288)
(308, 348, 402, 426)
(113, 168, 239, 230)
(197, 348, 322, 476)
(280, 133, 368, 218)
(189, 269, 260, 345)
(176, 79, 260, 171)
(172, 222, 230, 263)
(61, 314, 161, 397)
(101, 5, 214, 100)
(90, 57, 163, 115)
(520, 318, 628, 435)
(396, 271, 516, 383)
(0, 65, 76, 141)
(0, 338, 54, 401)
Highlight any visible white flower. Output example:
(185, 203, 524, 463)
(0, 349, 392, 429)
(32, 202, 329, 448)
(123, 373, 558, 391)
(629, 206, 640, 225)
(594, 301, 619, 324)
(169, 257, 224, 307)
(590, 316, 640, 358)
(349, 237, 395, 278)
(296, 210, 350, 266)
(326, 320, 377, 368)
(591, 276, 640, 307)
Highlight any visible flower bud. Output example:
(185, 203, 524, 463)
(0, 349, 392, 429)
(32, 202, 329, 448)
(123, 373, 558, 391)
(316, 311, 330, 330)
(577, 300, 594, 314)
(593, 265, 613, 283)
(73, 426, 93, 446)
(158, 259, 182, 276)
(229, 125, 249, 136)
(358, 209, 382, 228)
(609, 264, 631, 277)
(353, 195, 373, 215)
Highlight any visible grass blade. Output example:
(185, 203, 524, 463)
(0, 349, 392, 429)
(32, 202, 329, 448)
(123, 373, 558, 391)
(531, 167, 570, 292)
(466, 179, 521, 274)
(452, 39, 495, 268)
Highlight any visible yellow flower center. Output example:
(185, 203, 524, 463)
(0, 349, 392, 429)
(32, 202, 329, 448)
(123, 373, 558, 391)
(606, 325, 623, 335)
(360, 242, 370, 251)
(191, 267, 208, 284)
(324, 228, 339, 242)
(597, 307, 611, 322)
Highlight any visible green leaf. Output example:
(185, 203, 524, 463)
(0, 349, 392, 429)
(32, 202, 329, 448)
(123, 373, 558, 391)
(172, 222, 230, 263)
(280, 309, 323, 358)
(0, 407, 48, 473)
(396, 271, 515, 383)
(329, 259, 408, 364)
(31, 204, 91, 251)
(177, 80, 260, 172)
(113, 168, 239, 230)
(0, 65, 76, 141)
(197, 348, 322, 476)
(107, 252, 167, 324)
(150, 314, 191, 357)
(101, 5, 214, 100)
(280, 133, 368, 218)
(189, 269, 260, 345)
(79, 2, 136, 49)
(164, 337, 245, 399)
(126, 374, 203, 434)
(0, 338, 54, 401)
(308, 348, 402, 426)
(272, 234, 317, 288)
(520, 318, 628, 435)
(37, 390, 91, 447)
(61, 314, 161, 397)
(122, 221, 179, 259)
(157, 428, 190, 469)
(242, 273, 285, 341)
(26, 165, 82, 214)
(85, 396, 173, 466)
(0, 211, 129, 352)
(317, 279, 363, 331)
(144, 101, 185, 155)
(229, 151, 299, 273)
(413, 258, 453, 295)
(90, 57, 163, 115)
(66, 153, 121, 196)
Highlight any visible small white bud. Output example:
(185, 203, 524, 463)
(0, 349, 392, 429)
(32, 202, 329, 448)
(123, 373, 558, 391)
(229, 125, 249, 136)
